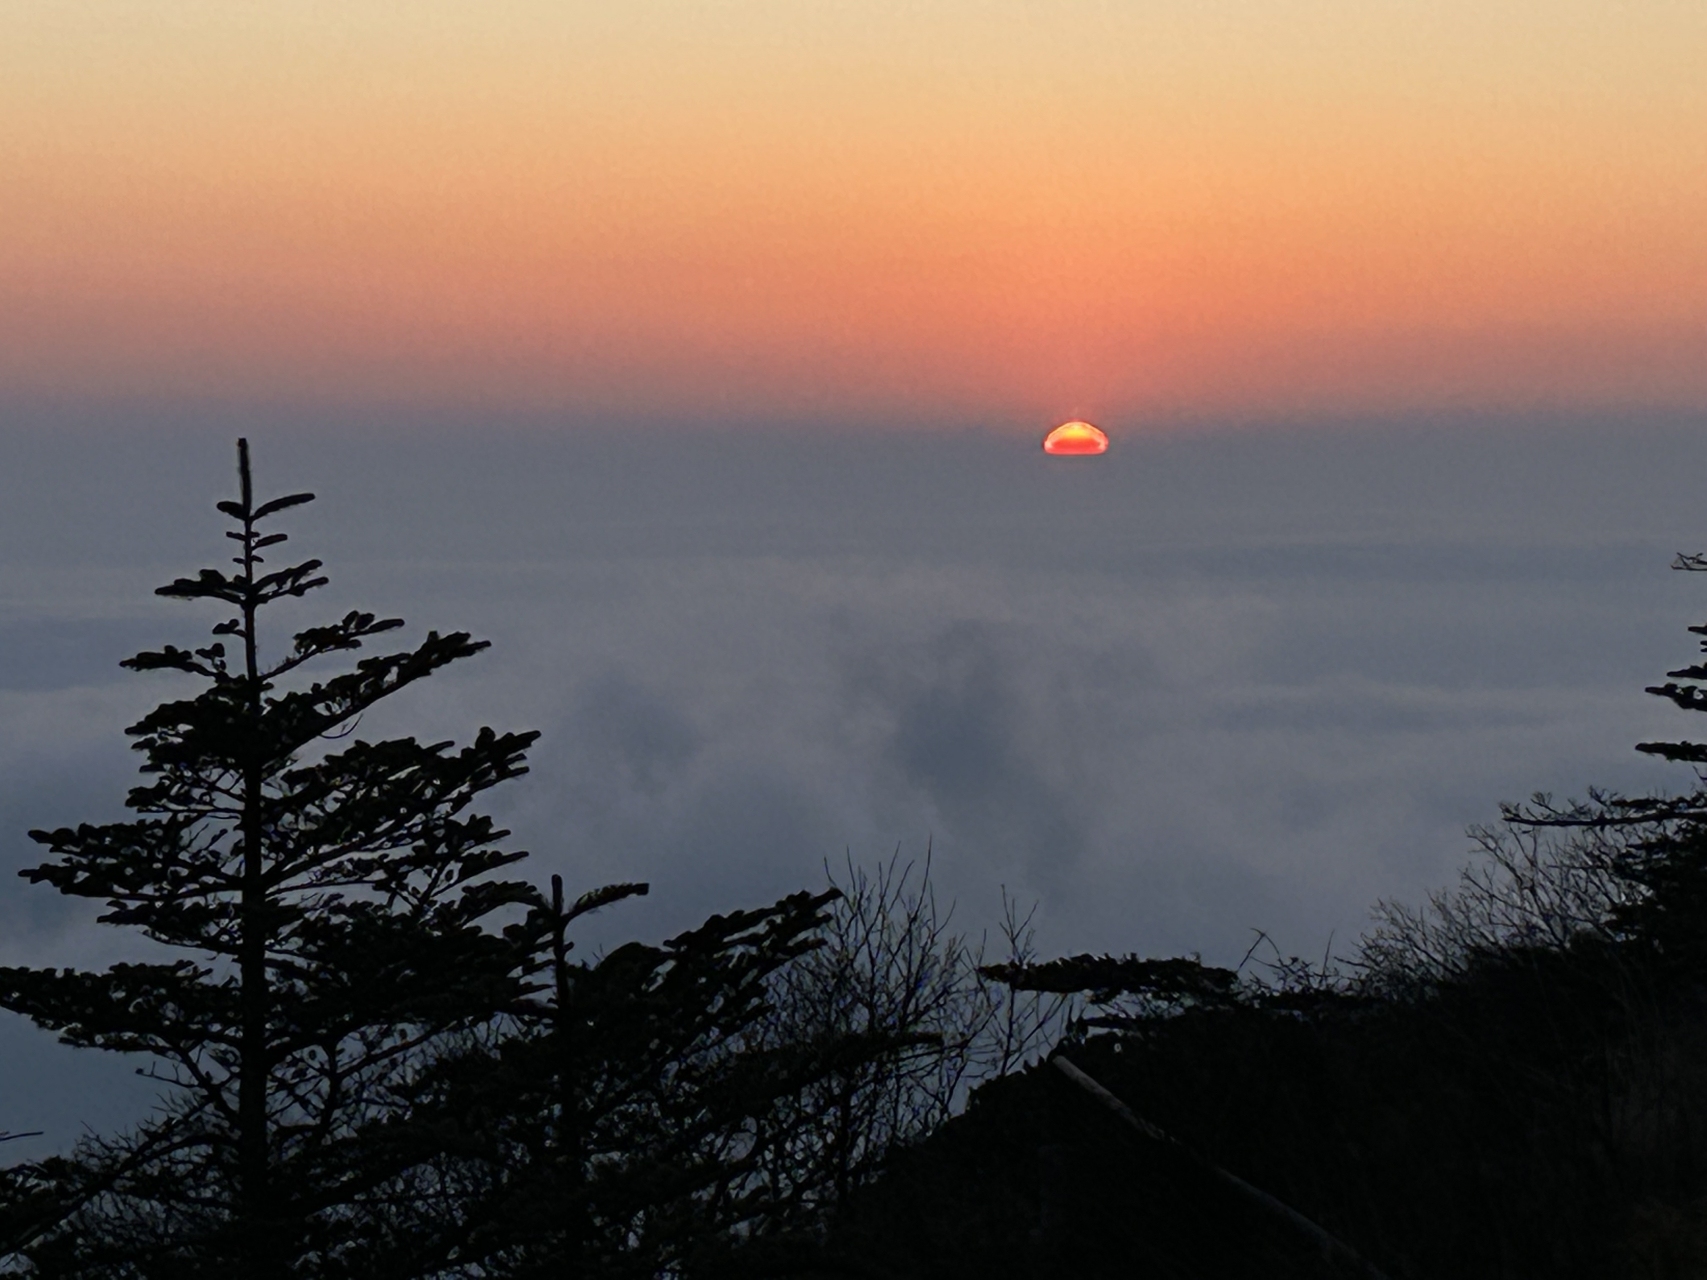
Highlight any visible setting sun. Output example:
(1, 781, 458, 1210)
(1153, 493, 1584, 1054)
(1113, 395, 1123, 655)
(1042, 421, 1109, 456)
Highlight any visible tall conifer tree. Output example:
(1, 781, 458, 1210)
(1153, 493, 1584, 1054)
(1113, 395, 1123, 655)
(0, 441, 540, 1277)
(396, 878, 925, 1279)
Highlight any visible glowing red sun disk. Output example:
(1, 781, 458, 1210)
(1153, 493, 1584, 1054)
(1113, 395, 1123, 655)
(1043, 421, 1109, 455)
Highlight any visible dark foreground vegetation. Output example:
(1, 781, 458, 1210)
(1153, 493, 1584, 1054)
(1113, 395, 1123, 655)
(6, 442, 1707, 1277)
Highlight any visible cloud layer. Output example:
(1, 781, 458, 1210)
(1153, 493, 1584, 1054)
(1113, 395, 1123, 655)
(1, 413, 1702, 1150)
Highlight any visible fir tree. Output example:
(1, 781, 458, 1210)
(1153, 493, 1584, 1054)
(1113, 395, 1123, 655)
(1507, 559, 1707, 972)
(0, 440, 540, 1277)
(398, 877, 921, 1279)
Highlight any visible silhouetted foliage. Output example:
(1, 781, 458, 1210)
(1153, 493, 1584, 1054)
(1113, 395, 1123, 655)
(790, 573, 1707, 1280)
(382, 883, 879, 1278)
(752, 855, 1073, 1210)
(384, 855, 1070, 1278)
(0, 441, 543, 1277)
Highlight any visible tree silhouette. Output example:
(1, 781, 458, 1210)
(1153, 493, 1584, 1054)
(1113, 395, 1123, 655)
(0, 440, 541, 1277)
(1504, 561, 1707, 974)
(387, 873, 954, 1279)
(755, 856, 1072, 1211)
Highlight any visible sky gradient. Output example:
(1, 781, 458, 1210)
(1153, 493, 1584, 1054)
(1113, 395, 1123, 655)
(5, 1, 1706, 426)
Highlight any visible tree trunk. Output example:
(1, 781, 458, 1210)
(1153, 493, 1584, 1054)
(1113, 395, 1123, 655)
(236, 441, 284, 1278)
(553, 875, 588, 1278)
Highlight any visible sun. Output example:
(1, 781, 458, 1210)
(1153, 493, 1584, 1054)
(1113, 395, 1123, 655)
(1042, 421, 1109, 456)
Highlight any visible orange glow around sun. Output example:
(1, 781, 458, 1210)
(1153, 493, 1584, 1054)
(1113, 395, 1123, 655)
(3, 3, 1706, 424)
(1043, 421, 1109, 455)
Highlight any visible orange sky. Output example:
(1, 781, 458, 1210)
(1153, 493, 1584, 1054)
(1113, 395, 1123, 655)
(3, 1, 1704, 428)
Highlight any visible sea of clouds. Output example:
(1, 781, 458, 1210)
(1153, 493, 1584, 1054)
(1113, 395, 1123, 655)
(1, 410, 1702, 1150)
